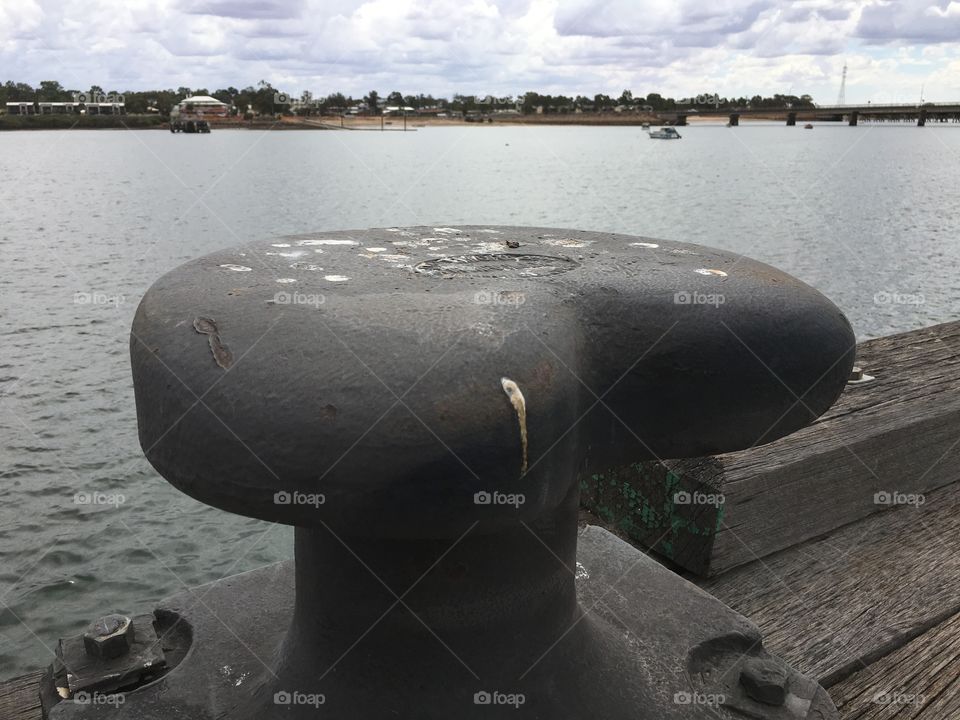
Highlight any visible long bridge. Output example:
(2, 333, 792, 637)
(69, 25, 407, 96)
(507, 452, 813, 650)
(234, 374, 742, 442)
(661, 102, 960, 126)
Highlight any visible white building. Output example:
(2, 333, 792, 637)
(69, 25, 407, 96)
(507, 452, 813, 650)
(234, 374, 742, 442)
(175, 95, 230, 118)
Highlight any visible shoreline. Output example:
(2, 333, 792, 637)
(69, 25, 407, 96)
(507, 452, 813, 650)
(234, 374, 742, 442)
(0, 113, 920, 131)
(0, 113, 683, 131)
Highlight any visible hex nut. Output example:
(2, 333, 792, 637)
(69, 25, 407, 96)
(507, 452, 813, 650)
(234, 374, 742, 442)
(740, 657, 788, 706)
(83, 614, 134, 659)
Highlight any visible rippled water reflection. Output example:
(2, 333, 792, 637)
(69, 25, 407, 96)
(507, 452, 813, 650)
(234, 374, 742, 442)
(1, 124, 958, 676)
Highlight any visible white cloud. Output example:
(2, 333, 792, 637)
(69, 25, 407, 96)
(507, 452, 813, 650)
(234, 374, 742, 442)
(0, 0, 957, 102)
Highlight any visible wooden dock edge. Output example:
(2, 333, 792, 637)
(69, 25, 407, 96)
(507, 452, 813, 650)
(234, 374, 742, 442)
(0, 669, 43, 720)
(697, 478, 960, 711)
(581, 319, 960, 576)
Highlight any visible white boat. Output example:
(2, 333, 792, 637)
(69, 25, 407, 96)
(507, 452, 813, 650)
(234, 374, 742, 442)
(646, 127, 682, 139)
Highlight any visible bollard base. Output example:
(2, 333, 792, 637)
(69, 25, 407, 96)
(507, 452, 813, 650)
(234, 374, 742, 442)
(45, 526, 837, 719)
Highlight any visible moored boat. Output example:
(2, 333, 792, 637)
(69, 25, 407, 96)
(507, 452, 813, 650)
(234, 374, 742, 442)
(646, 126, 682, 139)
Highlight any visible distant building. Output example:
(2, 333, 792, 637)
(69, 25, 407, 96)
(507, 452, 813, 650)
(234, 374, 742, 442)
(345, 102, 371, 116)
(175, 95, 229, 118)
(38, 102, 80, 114)
(4, 101, 124, 116)
(5, 102, 35, 115)
(85, 102, 125, 115)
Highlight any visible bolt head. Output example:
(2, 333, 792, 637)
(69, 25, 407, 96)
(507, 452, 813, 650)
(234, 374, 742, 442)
(740, 657, 788, 706)
(83, 614, 134, 659)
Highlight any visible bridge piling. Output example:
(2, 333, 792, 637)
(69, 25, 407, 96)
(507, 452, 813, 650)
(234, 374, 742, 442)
(848, 111, 859, 126)
(786, 112, 796, 126)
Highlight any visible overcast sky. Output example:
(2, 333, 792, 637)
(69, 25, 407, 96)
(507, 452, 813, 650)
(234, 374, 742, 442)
(2, 0, 959, 103)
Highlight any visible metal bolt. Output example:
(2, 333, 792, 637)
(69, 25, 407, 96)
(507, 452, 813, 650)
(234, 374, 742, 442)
(848, 366, 875, 384)
(83, 614, 134, 660)
(740, 657, 788, 706)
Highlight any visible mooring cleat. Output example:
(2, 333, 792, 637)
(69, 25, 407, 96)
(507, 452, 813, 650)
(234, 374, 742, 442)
(46, 226, 854, 719)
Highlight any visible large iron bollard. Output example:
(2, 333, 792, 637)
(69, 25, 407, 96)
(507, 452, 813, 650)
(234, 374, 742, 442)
(47, 226, 853, 718)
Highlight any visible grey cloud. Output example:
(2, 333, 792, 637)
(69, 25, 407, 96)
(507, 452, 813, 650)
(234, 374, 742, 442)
(680, 1, 774, 34)
(855, 0, 960, 42)
(780, 5, 852, 23)
(234, 20, 310, 38)
(554, 0, 775, 38)
(180, 0, 306, 19)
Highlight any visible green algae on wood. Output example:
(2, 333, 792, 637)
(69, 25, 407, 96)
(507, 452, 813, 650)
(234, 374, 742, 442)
(579, 459, 724, 574)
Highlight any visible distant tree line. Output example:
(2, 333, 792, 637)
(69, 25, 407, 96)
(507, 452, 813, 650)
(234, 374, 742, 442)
(0, 80, 817, 116)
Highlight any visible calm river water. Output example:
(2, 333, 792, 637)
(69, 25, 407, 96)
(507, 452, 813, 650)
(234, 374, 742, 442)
(1, 124, 959, 676)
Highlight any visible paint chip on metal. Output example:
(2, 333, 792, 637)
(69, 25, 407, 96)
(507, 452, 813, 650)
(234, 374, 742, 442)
(501, 377, 528, 475)
(193, 317, 234, 369)
(298, 239, 359, 246)
(542, 238, 589, 248)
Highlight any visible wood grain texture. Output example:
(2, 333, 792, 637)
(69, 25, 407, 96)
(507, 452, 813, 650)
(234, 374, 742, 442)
(698, 481, 960, 688)
(0, 670, 43, 720)
(830, 609, 960, 719)
(711, 319, 960, 574)
(582, 319, 960, 576)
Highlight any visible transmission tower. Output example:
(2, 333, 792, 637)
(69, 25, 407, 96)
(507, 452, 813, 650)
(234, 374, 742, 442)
(837, 63, 847, 105)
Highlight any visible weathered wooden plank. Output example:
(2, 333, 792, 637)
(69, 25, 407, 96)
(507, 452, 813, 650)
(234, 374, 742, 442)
(697, 480, 960, 688)
(581, 319, 960, 576)
(0, 670, 43, 720)
(830, 609, 960, 719)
